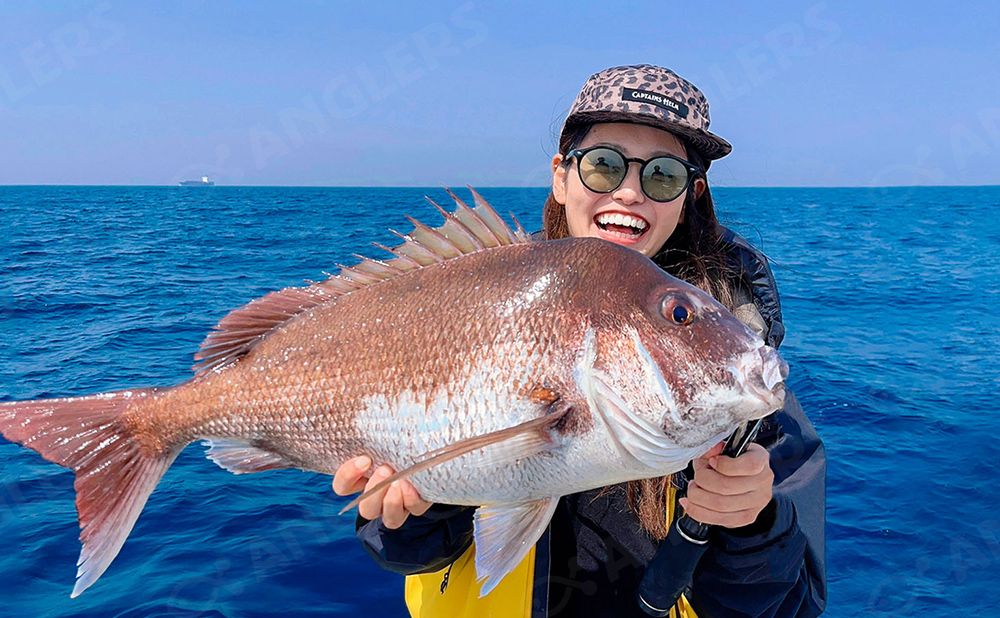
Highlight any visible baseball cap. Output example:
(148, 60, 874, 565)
(561, 64, 732, 162)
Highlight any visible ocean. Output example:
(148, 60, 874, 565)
(1, 185, 997, 617)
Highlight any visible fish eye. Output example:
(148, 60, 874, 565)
(660, 296, 695, 325)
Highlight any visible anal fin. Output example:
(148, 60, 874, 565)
(473, 497, 559, 596)
(203, 439, 295, 474)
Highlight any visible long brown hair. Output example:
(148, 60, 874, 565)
(543, 118, 737, 538)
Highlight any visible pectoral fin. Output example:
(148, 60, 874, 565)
(338, 404, 568, 515)
(473, 497, 559, 596)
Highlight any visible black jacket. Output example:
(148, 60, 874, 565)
(356, 228, 827, 617)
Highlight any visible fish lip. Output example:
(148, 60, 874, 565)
(731, 345, 789, 413)
(751, 381, 786, 415)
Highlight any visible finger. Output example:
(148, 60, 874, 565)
(692, 441, 725, 476)
(692, 465, 765, 496)
(332, 456, 373, 496)
(679, 497, 762, 528)
(381, 481, 409, 529)
(357, 465, 393, 521)
(685, 481, 771, 514)
(692, 455, 709, 478)
(698, 441, 726, 461)
(399, 480, 432, 517)
(710, 443, 771, 477)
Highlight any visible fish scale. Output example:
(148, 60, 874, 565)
(0, 190, 787, 598)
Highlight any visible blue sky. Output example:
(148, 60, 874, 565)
(0, 1, 997, 187)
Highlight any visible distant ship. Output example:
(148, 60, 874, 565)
(179, 176, 215, 187)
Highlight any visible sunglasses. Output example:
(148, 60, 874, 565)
(565, 146, 703, 203)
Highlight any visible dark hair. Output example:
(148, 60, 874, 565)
(543, 118, 736, 538)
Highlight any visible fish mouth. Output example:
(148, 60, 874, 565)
(593, 210, 649, 244)
(733, 345, 789, 415)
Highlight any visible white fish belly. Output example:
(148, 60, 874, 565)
(352, 348, 589, 504)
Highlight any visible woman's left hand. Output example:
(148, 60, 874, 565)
(679, 441, 774, 529)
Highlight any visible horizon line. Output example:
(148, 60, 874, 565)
(1, 183, 999, 190)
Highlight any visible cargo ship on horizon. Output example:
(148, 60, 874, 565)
(179, 176, 215, 187)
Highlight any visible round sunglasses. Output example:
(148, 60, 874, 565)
(565, 146, 703, 203)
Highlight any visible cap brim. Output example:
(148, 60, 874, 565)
(562, 111, 732, 161)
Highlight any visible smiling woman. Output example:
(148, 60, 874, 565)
(336, 64, 826, 618)
(553, 123, 703, 257)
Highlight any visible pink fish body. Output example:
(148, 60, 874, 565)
(0, 189, 786, 597)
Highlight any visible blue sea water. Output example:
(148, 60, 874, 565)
(1, 185, 997, 617)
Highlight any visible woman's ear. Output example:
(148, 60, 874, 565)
(693, 177, 706, 200)
(551, 154, 567, 204)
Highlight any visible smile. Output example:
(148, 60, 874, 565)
(593, 211, 649, 242)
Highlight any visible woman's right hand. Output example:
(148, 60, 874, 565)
(332, 456, 433, 529)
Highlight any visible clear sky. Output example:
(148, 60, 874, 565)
(1, 1, 998, 187)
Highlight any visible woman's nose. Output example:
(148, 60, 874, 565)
(611, 165, 645, 205)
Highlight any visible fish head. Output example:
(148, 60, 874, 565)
(578, 242, 788, 469)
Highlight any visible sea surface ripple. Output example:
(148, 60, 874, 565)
(1, 185, 997, 616)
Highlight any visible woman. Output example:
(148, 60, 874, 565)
(333, 65, 826, 617)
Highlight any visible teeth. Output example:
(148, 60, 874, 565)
(596, 212, 648, 231)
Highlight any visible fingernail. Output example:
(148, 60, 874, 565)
(355, 456, 372, 471)
(709, 456, 718, 469)
(390, 480, 399, 490)
(679, 498, 688, 509)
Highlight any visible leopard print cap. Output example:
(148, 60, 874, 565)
(562, 64, 732, 161)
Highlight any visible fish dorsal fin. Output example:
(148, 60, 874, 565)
(370, 186, 530, 272)
(193, 188, 529, 376)
(192, 285, 336, 374)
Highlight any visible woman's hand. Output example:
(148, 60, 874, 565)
(332, 456, 433, 529)
(679, 442, 774, 529)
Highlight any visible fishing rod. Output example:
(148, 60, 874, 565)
(636, 418, 765, 617)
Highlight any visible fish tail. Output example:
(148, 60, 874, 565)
(0, 389, 179, 598)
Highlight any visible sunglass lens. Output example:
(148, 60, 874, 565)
(579, 148, 627, 192)
(642, 157, 689, 202)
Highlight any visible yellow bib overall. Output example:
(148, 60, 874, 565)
(404, 485, 699, 618)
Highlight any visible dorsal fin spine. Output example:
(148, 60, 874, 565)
(426, 197, 485, 251)
(317, 278, 358, 295)
(405, 215, 463, 259)
(351, 254, 405, 277)
(389, 229, 446, 264)
(372, 242, 422, 269)
(443, 187, 472, 211)
(468, 186, 514, 245)
(456, 205, 502, 248)
(335, 263, 383, 285)
(446, 187, 503, 247)
(509, 213, 530, 242)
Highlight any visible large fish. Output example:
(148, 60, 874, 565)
(0, 189, 787, 598)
